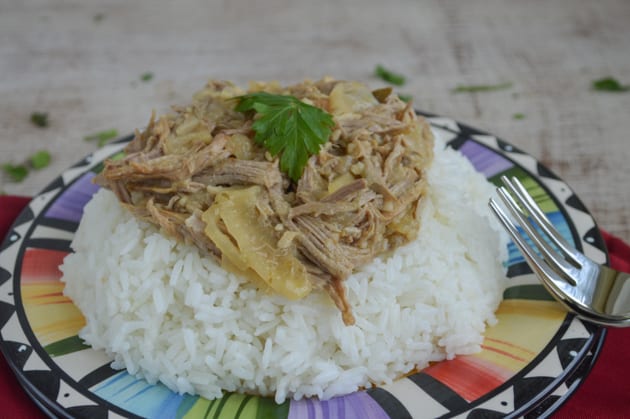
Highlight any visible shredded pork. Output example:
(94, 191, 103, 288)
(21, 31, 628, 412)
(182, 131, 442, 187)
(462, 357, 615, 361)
(95, 78, 434, 325)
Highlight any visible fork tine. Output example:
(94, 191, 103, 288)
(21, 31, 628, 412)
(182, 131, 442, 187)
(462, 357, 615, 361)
(501, 176, 583, 267)
(488, 198, 572, 288)
(495, 186, 579, 286)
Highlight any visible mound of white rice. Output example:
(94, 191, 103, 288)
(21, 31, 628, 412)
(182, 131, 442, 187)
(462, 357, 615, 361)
(61, 135, 508, 403)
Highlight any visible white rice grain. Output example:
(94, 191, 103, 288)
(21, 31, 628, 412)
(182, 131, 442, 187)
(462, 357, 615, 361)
(60, 133, 508, 404)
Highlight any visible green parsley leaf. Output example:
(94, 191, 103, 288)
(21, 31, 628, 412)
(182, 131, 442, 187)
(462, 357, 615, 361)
(30, 112, 49, 128)
(513, 113, 526, 120)
(375, 65, 406, 86)
(235, 92, 335, 181)
(140, 72, 154, 82)
(452, 82, 513, 93)
(398, 93, 413, 103)
(592, 77, 629, 92)
(30, 150, 51, 169)
(2, 164, 29, 182)
(93, 13, 105, 22)
(84, 129, 119, 147)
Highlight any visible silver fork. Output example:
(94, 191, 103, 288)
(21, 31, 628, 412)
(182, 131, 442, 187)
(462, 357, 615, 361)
(489, 176, 630, 327)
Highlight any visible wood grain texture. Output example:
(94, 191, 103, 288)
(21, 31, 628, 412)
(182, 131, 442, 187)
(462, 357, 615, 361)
(1, 0, 629, 241)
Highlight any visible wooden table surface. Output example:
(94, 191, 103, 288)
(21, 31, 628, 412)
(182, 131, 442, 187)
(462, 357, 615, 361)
(1, 0, 629, 241)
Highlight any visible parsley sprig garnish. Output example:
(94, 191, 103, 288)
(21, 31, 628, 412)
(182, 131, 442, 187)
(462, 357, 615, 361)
(592, 77, 629, 92)
(2, 164, 29, 182)
(375, 65, 406, 86)
(30, 150, 51, 169)
(452, 82, 513, 93)
(2, 150, 52, 182)
(140, 72, 154, 82)
(30, 112, 49, 128)
(235, 92, 335, 181)
(84, 129, 119, 147)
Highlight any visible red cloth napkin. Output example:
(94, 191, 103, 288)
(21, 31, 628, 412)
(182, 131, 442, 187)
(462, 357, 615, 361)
(0, 195, 629, 418)
(0, 196, 45, 419)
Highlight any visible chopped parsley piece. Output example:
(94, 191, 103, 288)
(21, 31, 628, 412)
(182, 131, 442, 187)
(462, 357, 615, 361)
(109, 151, 126, 161)
(2, 150, 52, 183)
(375, 65, 406, 86)
(452, 82, 513, 93)
(140, 72, 154, 82)
(592, 77, 629, 92)
(513, 113, 525, 120)
(30, 112, 49, 128)
(93, 13, 105, 22)
(84, 129, 119, 147)
(30, 150, 52, 169)
(235, 92, 335, 181)
(398, 93, 413, 103)
(2, 164, 29, 182)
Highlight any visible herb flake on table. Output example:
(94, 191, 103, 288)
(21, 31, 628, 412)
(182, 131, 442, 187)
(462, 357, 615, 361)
(513, 113, 525, 120)
(84, 129, 119, 147)
(235, 92, 334, 181)
(140, 72, 154, 82)
(30, 112, 49, 128)
(2, 164, 29, 182)
(592, 77, 629, 92)
(30, 150, 52, 169)
(452, 82, 513, 93)
(93, 13, 105, 23)
(2, 149, 53, 183)
(375, 65, 406, 86)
